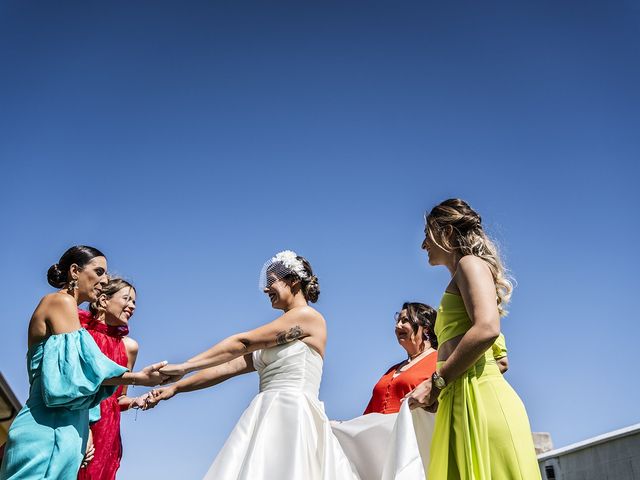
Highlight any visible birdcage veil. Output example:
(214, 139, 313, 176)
(258, 250, 308, 290)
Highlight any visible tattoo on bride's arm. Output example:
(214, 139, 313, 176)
(276, 325, 305, 345)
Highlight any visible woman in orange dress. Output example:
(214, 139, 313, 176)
(331, 302, 438, 479)
(364, 302, 438, 415)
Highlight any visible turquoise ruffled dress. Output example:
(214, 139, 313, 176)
(0, 329, 128, 480)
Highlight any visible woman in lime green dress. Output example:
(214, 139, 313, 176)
(408, 199, 540, 479)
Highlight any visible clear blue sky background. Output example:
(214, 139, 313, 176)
(1, 1, 638, 477)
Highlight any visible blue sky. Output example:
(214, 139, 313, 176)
(1, 1, 639, 477)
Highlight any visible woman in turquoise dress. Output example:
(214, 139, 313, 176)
(0, 246, 168, 480)
(408, 200, 540, 479)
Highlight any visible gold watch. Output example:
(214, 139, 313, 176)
(432, 372, 446, 389)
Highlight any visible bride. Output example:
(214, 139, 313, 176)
(147, 251, 359, 479)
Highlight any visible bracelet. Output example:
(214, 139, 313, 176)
(131, 373, 136, 387)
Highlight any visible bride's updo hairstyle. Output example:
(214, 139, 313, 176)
(294, 256, 320, 304)
(47, 245, 106, 288)
(262, 251, 320, 303)
(425, 199, 513, 316)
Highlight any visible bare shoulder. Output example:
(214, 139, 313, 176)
(286, 305, 325, 326)
(122, 336, 139, 355)
(454, 256, 495, 298)
(122, 336, 139, 368)
(457, 256, 493, 280)
(458, 255, 489, 272)
(31, 292, 80, 335)
(40, 292, 77, 310)
(33, 292, 77, 321)
(280, 306, 326, 354)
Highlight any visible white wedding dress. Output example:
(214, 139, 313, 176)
(331, 403, 435, 479)
(203, 340, 360, 480)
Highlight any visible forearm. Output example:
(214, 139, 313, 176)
(438, 324, 499, 383)
(117, 395, 136, 411)
(184, 336, 250, 372)
(102, 372, 134, 386)
(176, 366, 236, 394)
(176, 356, 254, 394)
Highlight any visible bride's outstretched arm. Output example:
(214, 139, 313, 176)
(160, 306, 318, 376)
(179, 354, 255, 392)
(144, 354, 255, 409)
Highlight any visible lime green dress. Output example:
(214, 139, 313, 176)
(492, 333, 508, 361)
(428, 293, 540, 479)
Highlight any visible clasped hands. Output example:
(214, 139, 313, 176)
(82, 361, 187, 467)
(127, 361, 190, 411)
(130, 361, 188, 386)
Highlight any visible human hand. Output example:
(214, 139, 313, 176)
(158, 362, 191, 384)
(133, 361, 169, 387)
(129, 393, 151, 410)
(143, 385, 178, 410)
(424, 398, 439, 413)
(405, 378, 438, 410)
(159, 362, 190, 377)
(81, 431, 95, 468)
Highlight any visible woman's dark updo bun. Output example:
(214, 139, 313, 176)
(283, 256, 320, 303)
(295, 256, 320, 303)
(47, 263, 66, 288)
(303, 274, 320, 303)
(47, 245, 106, 288)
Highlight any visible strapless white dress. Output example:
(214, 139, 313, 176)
(203, 341, 359, 480)
(331, 403, 435, 479)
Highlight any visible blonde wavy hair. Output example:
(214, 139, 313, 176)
(425, 198, 513, 316)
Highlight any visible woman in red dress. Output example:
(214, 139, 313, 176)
(364, 302, 438, 414)
(78, 278, 145, 480)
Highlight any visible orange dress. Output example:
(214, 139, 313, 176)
(364, 351, 437, 414)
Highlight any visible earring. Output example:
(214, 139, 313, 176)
(67, 278, 78, 293)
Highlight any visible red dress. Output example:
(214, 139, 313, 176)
(78, 310, 130, 480)
(364, 350, 437, 414)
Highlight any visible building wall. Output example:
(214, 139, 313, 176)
(539, 431, 640, 480)
(0, 373, 22, 450)
(0, 422, 9, 445)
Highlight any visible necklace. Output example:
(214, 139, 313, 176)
(408, 347, 433, 362)
(394, 348, 432, 378)
(407, 350, 424, 362)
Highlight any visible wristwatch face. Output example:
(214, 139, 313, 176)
(433, 373, 446, 389)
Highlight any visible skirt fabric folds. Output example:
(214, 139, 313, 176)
(428, 352, 541, 480)
(203, 389, 358, 480)
(332, 402, 435, 480)
(203, 341, 359, 480)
